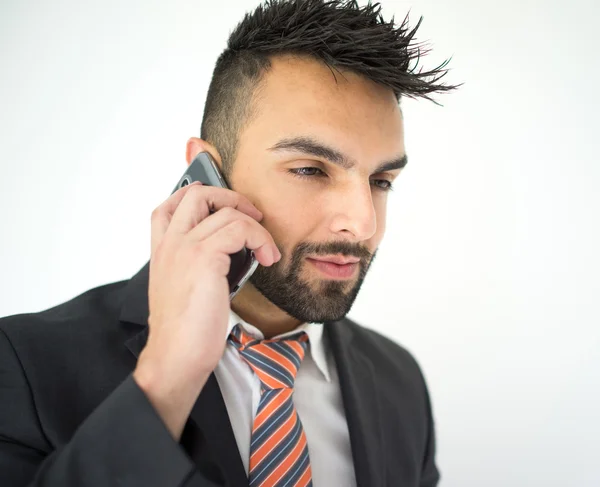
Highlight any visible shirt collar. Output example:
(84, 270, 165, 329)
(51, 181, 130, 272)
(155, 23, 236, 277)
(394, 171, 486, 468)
(227, 308, 331, 383)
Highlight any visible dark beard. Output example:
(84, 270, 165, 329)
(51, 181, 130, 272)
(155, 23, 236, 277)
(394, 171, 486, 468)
(249, 240, 377, 323)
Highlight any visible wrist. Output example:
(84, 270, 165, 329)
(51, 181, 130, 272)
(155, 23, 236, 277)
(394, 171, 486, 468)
(133, 350, 211, 440)
(134, 349, 211, 400)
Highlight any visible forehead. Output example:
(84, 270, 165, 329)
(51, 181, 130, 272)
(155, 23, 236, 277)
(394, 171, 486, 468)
(242, 54, 405, 162)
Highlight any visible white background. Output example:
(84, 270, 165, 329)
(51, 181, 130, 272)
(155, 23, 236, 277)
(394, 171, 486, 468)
(1, 0, 599, 485)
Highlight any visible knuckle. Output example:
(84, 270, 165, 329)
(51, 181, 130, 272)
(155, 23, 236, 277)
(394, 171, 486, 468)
(212, 252, 231, 273)
(235, 191, 251, 205)
(185, 184, 203, 198)
(158, 234, 177, 251)
(150, 206, 163, 220)
(195, 243, 229, 274)
(220, 206, 237, 219)
(229, 219, 250, 234)
(190, 239, 208, 257)
(151, 239, 170, 262)
(191, 241, 220, 266)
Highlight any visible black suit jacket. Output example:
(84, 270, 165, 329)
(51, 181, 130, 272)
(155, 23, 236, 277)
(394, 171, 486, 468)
(0, 262, 440, 486)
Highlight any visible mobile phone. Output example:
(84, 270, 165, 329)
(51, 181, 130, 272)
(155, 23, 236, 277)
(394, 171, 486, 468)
(171, 152, 259, 300)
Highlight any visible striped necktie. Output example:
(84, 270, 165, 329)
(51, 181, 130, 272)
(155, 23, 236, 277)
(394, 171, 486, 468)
(228, 323, 313, 487)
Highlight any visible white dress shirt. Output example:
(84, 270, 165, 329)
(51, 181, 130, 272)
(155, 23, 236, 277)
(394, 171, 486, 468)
(213, 309, 357, 486)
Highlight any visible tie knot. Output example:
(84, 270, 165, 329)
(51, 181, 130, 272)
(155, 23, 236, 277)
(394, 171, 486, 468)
(228, 324, 309, 390)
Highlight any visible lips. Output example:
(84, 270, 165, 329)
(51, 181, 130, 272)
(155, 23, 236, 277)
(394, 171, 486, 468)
(306, 257, 359, 279)
(308, 255, 360, 265)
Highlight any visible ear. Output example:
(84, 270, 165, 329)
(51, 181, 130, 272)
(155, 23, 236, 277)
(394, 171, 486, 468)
(185, 137, 223, 168)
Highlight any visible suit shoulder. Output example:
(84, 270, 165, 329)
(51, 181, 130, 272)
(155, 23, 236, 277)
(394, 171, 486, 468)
(0, 278, 129, 342)
(342, 317, 427, 384)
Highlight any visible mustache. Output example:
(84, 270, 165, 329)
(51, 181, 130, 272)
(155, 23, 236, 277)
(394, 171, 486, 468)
(290, 241, 372, 262)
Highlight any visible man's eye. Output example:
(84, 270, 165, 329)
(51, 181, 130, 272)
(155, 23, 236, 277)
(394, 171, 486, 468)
(288, 168, 394, 192)
(372, 179, 394, 192)
(289, 167, 324, 178)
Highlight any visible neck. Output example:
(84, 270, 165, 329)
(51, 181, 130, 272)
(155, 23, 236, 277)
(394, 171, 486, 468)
(231, 283, 303, 339)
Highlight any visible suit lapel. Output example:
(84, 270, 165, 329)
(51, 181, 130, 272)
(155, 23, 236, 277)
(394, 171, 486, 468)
(121, 262, 248, 487)
(326, 319, 385, 487)
(185, 374, 249, 486)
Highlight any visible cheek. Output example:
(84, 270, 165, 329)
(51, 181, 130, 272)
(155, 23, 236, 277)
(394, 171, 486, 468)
(260, 197, 314, 253)
(261, 177, 320, 227)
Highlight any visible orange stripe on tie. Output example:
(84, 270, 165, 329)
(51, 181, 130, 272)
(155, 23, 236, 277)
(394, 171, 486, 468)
(260, 429, 307, 486)
(250, 413, 297, 469)
(253, 390, 290, 431)
(253, 346, 297, 376)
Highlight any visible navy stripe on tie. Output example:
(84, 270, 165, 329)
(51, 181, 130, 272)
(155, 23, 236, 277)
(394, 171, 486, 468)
(256, 389, 280, 416)
(271, 341, 303, 370)
(280, 446, 311, 487)
(243, 352, 294, 388)
(251, 399, 294, 450)
(250, 416, 302, 484)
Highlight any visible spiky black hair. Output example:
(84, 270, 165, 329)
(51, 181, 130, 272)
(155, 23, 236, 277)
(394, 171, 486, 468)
(201, 0, 462, 178)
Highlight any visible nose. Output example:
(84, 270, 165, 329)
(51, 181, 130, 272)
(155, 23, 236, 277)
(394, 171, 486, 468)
(328, 181, 378, 241)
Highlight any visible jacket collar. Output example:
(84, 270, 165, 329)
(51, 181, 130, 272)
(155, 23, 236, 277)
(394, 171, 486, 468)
(120, 261, 384, 487)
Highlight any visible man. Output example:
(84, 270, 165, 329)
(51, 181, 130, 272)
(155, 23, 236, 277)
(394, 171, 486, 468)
(0, 1, 460, 486)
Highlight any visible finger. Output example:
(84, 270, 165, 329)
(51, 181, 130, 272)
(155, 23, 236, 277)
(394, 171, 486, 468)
(167, 185, 263, 237)
(187, 207, 280, 264)
(202, 219, 278, 267)
(186, 206, 257, 242)
(151, 181, 203, 255)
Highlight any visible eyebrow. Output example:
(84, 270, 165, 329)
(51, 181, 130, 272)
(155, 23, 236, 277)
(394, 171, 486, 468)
(268, 136, 408, 174)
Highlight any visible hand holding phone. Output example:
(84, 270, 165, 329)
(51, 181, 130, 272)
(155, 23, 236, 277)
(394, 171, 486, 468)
(171, 152, 259, 300)
(133, 152, 280, 440)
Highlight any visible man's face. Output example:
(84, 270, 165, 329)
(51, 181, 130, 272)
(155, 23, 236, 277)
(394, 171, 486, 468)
(229, 55, 406, 323)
